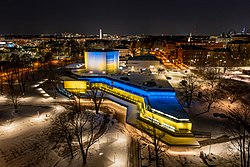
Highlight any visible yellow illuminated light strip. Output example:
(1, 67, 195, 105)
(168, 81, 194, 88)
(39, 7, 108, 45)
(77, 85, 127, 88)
(146, 116, 176, 132)
(96, 82, 187, 132)
(64, 80, 191, 133)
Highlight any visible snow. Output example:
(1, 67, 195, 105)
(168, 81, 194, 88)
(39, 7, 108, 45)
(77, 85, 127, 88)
(0, 69, 246, 167)
(0, 78, 132, 167)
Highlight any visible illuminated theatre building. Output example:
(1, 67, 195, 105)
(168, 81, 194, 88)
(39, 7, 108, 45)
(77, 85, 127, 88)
(62, 50, 197, 145)
(84, 49, 119, 74)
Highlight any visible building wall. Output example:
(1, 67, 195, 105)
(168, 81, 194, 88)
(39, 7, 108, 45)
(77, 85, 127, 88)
(85, 51, 106, 73)
(63, 79, 192, 134)
(84, 50, 119, 73)
(117, 48, 130, 57)
(106, 51, 119, 73)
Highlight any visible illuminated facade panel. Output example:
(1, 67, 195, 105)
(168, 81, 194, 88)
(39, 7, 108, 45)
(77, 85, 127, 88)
(84, 50, 119, 74)
(106, 51, 119, 73)
(64, 81, 87, 93)
(84, 52, 106, 73)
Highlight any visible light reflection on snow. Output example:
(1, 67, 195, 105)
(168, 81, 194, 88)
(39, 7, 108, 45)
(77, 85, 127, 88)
(40, 90, 46, 94)
(43, 93, 50, 97)
(32, 116, 45, 123)
(168, 150, 196, 155)
(0, 96, 8, 103)
(37, 88, 43, 91)
(0, 122, 16, 134)
(32, 84, 40, 88)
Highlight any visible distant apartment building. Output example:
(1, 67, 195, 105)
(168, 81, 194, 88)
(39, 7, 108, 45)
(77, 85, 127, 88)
(164, 36, 248, 67)
(211, 36, 232, 45)
(207, 48, 231, 67)
(176, 45, 208, 67)
(114, 45, 130, 57)
(231, 35, 250, 42)
(165, 42, 176, 61)
(227, 40, 250, 66)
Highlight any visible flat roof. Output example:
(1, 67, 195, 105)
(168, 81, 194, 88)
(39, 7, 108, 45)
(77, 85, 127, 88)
(65, 63, 84, 69)
(149, 96, 189, 120)
(111, 73, 173, 91)
(69, 72, 189, 120)
(73, 72, 174, 91)
(128, 55, 159, 61)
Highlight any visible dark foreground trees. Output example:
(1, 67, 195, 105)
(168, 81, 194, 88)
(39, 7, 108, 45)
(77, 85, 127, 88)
(225, 103, 250, 167)
(203, 89, 218, 113)
(71, 108, 104, 165)
(4, 69, 20, 110)
(203, 68, 220, 88)
(50, 103, 107, 166)
(179, 74, 198, 108)
(136, 115, 167, 167)
(86, 83, 106, 114)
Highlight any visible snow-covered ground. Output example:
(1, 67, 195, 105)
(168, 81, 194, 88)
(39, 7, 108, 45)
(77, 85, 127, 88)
(0, 69, 245, 167)
(0, 78, 132, 167)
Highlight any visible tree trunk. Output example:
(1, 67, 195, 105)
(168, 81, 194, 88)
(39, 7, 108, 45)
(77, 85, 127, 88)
(66, 136, 73, 159)
(77, 135, 87, 165)
(53, 87, 57, 99)
(80, 144, 86, 164)
(186, 96, 190, 108)
(207, 103, 212, 113)
(68, 141, 74, 158)
(154, 143, 160, 167)
(243, 128, 246, 167)
(247, 140, 250, 167)
(94, 101, 99, 114)
(148, 145, 151, 161)
(0, 81, 3, 95)
(153, 134, 160, 167)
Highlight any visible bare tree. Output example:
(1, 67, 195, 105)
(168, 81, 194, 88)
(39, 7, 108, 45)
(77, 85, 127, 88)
(179, 74, 198, 108)
(86, 83, 106, 114)
(136, 115, 167, 167)
(70, 109, 104, 165)
(14, 68, 26, 94)
(218, 78, 247, 104)
(47, 60, 58, 99)
(203, 68, 219, 88)
(28, 62, 37, 81)
(50, 97, 108, 165)
(0, 74, 3, 95)
(4, 69, 20, 110)
(50, 110, 74, 158)
(225, 103, 250, 167)
(203, 89, 218, 113)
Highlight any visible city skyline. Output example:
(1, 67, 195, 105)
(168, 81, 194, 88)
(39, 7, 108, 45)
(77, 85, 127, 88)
(1, 0, 250, 35)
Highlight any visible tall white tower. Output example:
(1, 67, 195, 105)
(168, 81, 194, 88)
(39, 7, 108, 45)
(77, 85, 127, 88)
(188, 33, 192, 43)
(99, 29, 102, 39)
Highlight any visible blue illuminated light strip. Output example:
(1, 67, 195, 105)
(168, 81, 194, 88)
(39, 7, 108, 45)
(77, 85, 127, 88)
(78, 76, 189, 120)
(80, 77, 176, 98)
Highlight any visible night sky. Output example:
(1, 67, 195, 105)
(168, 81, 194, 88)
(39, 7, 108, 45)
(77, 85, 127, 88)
(1, 0, 250, 35)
